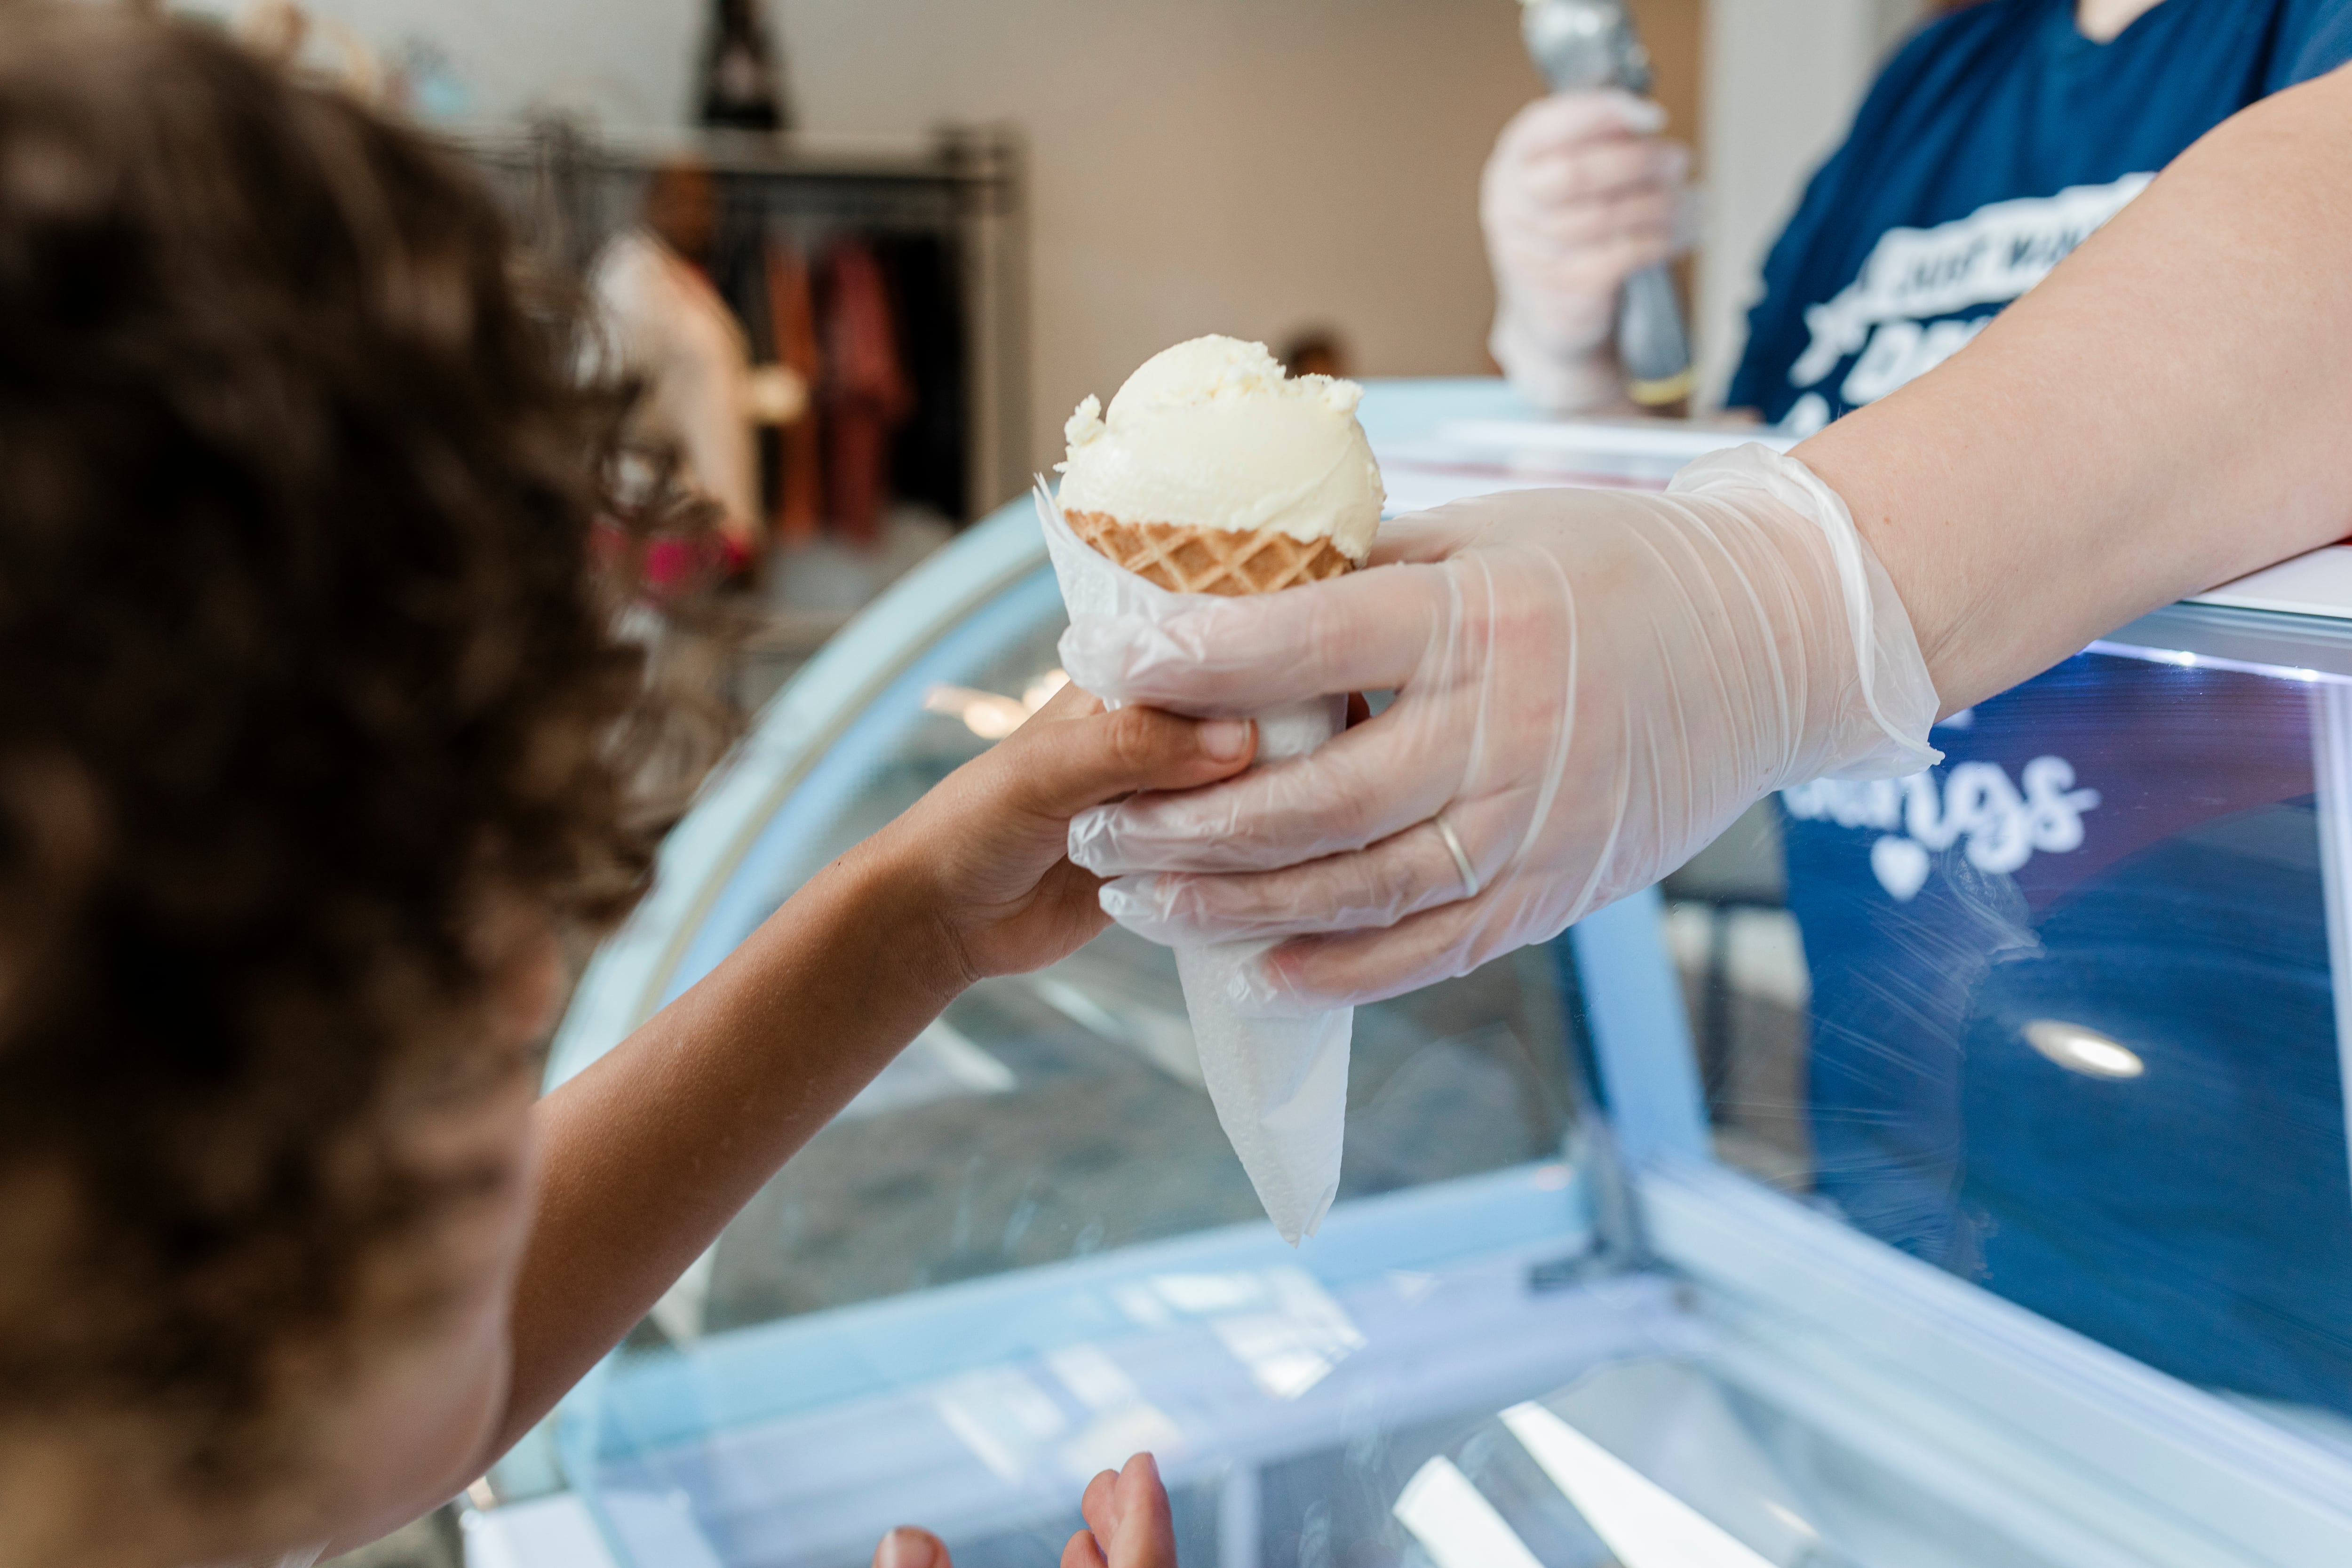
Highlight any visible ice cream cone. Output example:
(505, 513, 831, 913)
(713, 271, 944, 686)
(1065, 509, 1356, 596)
(1045, 335, 1380, 1245)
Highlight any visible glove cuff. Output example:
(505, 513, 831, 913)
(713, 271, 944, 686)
(1670, 444, 1944, 782)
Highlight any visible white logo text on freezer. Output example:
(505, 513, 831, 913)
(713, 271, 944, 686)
(1782, 757, 2102, 902)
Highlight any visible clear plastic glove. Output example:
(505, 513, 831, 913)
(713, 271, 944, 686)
(1482, 90, 1694, 413)
(1060, 446, 1940, 1011)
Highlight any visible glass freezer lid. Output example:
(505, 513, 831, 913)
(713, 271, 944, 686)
(553, 553, 1582, 1340)
(499, 388, 2352, 1568)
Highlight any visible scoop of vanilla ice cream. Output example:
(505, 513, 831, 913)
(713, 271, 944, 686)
(1056, 335, 1384, 562)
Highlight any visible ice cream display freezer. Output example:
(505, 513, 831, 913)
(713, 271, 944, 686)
(466, 382, 2352, 1568)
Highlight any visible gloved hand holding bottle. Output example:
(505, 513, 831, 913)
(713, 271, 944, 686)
(1483, 89, 1694, 413)
(1058, 446, 1941, 1011)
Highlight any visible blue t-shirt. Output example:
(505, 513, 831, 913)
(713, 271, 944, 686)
(1727, 0, 2352, 430)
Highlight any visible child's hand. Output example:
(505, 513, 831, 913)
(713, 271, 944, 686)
(871, 1526, 949, 1568)
(1063, 1453, 1178, 1568)
(877, 684, 1254, 989)
(865, 1451, 1176, 1568)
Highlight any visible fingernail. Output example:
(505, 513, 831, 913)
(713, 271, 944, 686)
(1100, 876, 1189, 945)
(1200, 719, 1250, 761)
(877, 1528, 941, 1568)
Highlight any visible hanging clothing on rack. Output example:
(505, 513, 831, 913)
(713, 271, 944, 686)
(588, 227, 759, 552)
(819, 238, 911, 546)
(764, 238, 826, 546)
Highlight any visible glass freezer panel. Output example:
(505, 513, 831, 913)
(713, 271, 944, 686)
(1666, 633, 2352, 1441)
(507, 394, 2352, 1568)
(524, 504, 1629, 1566)
(624, 563, 1581, 1339)
(1399, 1356, 2088, 1568)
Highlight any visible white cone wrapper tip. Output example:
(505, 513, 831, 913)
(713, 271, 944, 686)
(1034, 480, 1352, 1243)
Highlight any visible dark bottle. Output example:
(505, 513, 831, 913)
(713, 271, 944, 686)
(699, 0, 790, 132)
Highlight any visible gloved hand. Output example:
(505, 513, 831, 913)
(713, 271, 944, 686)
(1059, 446, 1941, 1010)
(1482, 90, 1694, 413)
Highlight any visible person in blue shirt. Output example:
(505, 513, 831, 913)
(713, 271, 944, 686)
(1483, 0, 2352, 1417)
(1486, 0, 2352, 430)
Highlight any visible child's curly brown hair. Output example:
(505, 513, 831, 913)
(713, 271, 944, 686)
(0, 5, 665, 1488)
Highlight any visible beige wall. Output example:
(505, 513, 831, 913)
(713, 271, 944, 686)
(302, 0, 1548, 476)
(262, 0, 701, 126)
(294, 0, 1915, 448)
(773, 0, 1541, 472)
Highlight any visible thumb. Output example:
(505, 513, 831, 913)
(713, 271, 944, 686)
(997, 698, 1257, 821)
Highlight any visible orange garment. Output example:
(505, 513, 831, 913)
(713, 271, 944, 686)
(763, 241, 825, 546)
(820, 240, 911, 545)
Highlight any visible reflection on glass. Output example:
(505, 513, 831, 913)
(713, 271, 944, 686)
(1501, 1400, 1774, 1568)
(1668, 644, 2352, 1430)
(624, 598, 1578, 1345)
(922, 666, 1068, 740)
(557, 565, 1603, 1568)
(1393, 1455, 1544, 1568)
(676, 930, 1573, 1336)
(524, 514, 2352, 1567)
(2019, 1018, 2145, 1080)
(1127, 1268, 1366, 1401)
(1399, 1355, 2100, 1568)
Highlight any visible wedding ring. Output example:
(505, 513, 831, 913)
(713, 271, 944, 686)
(1432, 811, 1480, 900)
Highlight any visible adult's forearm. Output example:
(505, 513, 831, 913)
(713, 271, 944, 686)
(1800, 66, 2352, 714)
(488, 837, 961, 1453)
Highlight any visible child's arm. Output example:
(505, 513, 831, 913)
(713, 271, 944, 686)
(497, 688, 1253, 1457)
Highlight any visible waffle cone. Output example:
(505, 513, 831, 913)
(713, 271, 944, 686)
(1065, 510, 1357, 595)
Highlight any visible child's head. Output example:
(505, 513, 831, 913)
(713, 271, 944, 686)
(0, 6, 652, 1557)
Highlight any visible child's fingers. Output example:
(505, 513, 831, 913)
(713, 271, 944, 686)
(1107, 1453, 1176, 1568)
(1064, 1461, 1120, 1568)
(1078, 1466, 1121, 1539)
(1069, 1455, 1173, 1568)
(1007, 702, 1255, 820)
(872, 1526, 949, 1568)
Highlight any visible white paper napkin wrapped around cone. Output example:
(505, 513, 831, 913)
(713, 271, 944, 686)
(1034, 481, 1352, 1243)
